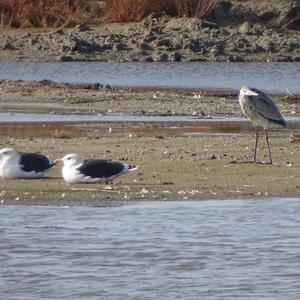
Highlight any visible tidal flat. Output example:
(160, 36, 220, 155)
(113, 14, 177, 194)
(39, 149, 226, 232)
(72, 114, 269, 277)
(0, 135, 299, 205)
(0, 80, 299, 205)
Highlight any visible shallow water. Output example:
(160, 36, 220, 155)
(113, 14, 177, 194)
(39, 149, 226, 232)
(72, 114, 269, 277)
(0, 112, 209, 122)
(0, 113, 298, 138)
(0, 112, 299, 123)
(1, 198, 300, 300)
(0, 62, 299, 92)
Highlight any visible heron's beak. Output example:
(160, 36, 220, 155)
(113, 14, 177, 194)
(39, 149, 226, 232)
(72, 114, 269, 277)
(245, 89, 259, 96)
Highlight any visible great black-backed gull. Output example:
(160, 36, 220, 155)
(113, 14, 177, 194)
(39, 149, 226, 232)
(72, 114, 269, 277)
(0, 148, 55, 179)
(55, 153, 137, 184)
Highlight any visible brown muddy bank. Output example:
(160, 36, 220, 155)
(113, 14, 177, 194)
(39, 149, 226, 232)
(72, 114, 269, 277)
(0, 1, 299, 63)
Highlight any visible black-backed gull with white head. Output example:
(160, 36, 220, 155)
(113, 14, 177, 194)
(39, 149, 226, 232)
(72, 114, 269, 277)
(0, 148, 55, 179)
(55, 153, 137, 184)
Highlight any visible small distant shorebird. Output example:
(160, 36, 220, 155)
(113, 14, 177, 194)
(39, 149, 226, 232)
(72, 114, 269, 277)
(55, 153, 137, 184)
(0, 148, 55, 179)
(239, 86, 287, 164)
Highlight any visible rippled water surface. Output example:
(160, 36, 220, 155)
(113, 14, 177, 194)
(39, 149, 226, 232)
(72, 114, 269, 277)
(0, 62, 300, 92)
(1, 198, 300, 299)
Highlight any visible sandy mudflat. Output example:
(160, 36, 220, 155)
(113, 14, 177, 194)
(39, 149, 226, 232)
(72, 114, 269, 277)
(0, 135, 299, 205)
(0, 80, 299, 205)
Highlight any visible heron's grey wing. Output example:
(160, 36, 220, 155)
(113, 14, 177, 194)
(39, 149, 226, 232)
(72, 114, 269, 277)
(249, 90, 286, 125)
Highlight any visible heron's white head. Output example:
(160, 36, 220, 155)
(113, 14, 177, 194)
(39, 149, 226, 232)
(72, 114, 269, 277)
(0, 148, 18, 163)
(55, 153, 83, 168)
(240, 86, 259, 97)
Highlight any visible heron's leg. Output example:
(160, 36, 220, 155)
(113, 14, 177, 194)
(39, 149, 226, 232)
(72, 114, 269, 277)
(253, 129, 259, 163)
(265, 129, 272, 164)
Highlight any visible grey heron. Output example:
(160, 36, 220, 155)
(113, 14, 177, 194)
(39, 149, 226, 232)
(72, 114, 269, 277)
(239, 86, 287, 164)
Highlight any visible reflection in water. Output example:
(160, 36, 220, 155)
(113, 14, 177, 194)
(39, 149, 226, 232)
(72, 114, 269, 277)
(0, 113, 298, 138)
(1, 199, 300, 300)
(0, 61, 299, 92)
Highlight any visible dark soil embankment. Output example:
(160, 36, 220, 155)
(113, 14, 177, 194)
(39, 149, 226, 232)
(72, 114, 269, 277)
(0, 0, 299, 62)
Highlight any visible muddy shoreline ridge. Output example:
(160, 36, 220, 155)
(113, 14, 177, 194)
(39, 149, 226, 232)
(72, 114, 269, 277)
(1, 1, 300, 62)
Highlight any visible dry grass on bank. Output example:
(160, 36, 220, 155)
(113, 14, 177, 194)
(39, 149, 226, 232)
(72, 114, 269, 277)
(0, 0, 103, 28)
(103, 0, 217, 22)
(175, 0, 217, 18)
(0, 0, 217, 28)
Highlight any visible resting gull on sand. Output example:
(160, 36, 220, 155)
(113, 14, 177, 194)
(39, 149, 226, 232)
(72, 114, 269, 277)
(55, 153, 137, 184)
(0, 147, 55, 179)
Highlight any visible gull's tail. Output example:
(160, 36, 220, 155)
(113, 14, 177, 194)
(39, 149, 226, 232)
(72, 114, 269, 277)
(128, 165, 138, 172)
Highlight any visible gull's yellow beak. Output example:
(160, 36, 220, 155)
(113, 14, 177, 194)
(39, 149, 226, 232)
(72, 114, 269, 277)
(54, 159, 61, 164)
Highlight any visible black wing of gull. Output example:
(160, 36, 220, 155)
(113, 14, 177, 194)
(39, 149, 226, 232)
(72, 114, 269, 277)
(19, 152, 54, 173)
(77, 159, 126, 179)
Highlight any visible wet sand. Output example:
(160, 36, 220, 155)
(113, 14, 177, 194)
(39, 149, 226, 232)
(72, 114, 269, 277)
(0, 80, 299, 205)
